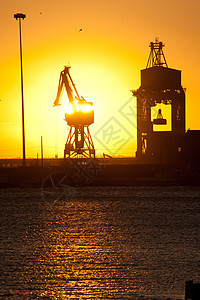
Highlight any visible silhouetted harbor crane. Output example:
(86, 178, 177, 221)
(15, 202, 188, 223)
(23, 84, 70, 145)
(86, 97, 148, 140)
(53, 66, 95, 159)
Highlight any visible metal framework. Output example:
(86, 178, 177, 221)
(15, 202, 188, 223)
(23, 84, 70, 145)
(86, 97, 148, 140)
(146, 39, 168, 68)
(54, 66, 95, 159)
(64, 125, 95, 158)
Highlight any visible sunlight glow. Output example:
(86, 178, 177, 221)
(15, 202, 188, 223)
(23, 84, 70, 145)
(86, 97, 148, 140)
(1, 30, 140, 158)
(79, 103, 93, 113)
(62, 100, 93, 114)
(65, 103, 73, 114)
(151, 103, 171, 132)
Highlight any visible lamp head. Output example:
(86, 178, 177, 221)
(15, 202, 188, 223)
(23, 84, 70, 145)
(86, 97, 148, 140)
(14, 13, 26, 20)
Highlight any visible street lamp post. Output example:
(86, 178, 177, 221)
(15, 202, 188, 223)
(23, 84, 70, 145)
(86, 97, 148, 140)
(14, 13, 26, 167)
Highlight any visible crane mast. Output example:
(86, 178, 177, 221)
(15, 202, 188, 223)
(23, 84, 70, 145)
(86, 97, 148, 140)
(54, 66, 95, 159)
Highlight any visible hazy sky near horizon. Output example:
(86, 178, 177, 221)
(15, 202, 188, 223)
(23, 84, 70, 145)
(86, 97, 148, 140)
(1, 0, 200, 158)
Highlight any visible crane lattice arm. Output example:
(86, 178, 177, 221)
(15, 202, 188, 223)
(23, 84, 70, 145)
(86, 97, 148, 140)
(53, 66, 80, 109)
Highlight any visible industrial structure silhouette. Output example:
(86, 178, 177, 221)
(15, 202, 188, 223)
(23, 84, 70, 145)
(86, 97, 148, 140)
(133, 40, 200, 166)
(53, 66, 95, 159)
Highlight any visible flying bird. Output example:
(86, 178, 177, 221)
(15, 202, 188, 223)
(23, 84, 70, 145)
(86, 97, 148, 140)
(79, 28, 83, 32)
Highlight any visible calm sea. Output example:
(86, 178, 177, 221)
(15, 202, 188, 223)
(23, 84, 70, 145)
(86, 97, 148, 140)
(0, 186, 200, 299)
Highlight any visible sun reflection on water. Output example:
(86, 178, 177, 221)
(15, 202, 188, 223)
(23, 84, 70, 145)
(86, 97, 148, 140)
(1, 186, 199, 299)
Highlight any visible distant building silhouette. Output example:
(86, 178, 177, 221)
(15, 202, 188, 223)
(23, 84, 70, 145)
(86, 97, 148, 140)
(185, 280, 200, 300)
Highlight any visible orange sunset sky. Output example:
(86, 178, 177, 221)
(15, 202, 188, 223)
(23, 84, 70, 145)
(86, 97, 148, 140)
(1, 0, 200, 158)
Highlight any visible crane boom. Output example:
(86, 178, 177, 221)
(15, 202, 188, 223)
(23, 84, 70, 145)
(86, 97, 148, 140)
(53, 66, 77, 108)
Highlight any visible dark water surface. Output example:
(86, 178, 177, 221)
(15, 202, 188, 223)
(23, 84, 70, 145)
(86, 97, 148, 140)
(0, 186, 200, 299)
